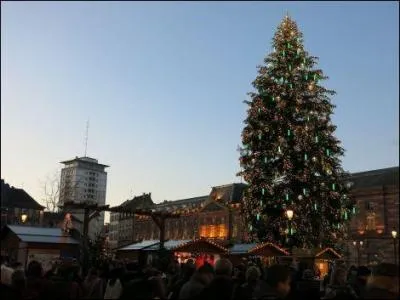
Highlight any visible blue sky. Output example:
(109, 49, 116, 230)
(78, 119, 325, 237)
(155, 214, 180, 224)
(1, 1, 399, 211)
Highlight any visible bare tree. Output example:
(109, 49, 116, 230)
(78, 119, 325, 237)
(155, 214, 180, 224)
(40, 171, 61, 212)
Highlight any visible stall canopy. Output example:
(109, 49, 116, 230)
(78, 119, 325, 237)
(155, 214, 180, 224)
(2, 225, 78, 245)
(146, 240, 192, 251)
(315, 247, 341, 260)
(229, 243, 257, 255)
(249, 242, 289, 257)
(118, 240, 159, 251)
(172, 238, 228, 254)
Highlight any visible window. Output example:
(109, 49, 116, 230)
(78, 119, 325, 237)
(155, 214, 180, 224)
(366, 211, 376, 231)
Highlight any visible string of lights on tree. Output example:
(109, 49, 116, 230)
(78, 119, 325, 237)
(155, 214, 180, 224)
(238, 15, 356, 249)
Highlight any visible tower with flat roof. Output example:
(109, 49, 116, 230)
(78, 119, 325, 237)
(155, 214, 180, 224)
(59, 156, 109, 238)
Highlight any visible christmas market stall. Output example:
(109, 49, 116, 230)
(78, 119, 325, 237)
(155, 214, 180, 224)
(116, 240, 159, 261)
(171, 238, 229, 268)
(248, 242, 289, 266)
(144, 239, 191, 264)
(314, 247, 341, 278)
(0, 225, 79, 267)
(227, 243, 256, 265)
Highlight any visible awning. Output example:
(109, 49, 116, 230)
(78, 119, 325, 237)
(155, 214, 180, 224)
(228, 243, 256, 255)
(118, 240, 159, 251)
(315, 248, 341, 260)
(145, 240, 192, 251)
(171, 238, 228, 254)
(249, 242, 289, 257)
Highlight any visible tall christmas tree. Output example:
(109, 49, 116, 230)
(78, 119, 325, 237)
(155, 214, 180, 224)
(238, 15, 355, 249)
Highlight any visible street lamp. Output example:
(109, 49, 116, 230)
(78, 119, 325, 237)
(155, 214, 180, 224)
(286, 209, 294, 255)
(21, 213, 28, 223)
(391, 228, 397, 265)
(353, 240, 363, 266)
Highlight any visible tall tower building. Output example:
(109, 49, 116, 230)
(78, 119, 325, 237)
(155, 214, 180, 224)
(59, 156, 109, 238)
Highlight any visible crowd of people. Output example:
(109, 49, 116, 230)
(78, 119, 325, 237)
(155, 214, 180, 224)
(0, 256, 398, 300)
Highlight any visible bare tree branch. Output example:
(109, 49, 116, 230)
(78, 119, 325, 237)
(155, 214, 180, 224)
(40, 170, 61, 212)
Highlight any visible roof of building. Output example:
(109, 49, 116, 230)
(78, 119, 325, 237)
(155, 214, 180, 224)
(1, 180, 45, 210)
(209, 183, 247, 204)
(60, 156, 109, 168)
(2, 225, 79, 245)
(349, 166, 399, 189)
(121, 193, 154, 210)
(155, 196, 208, 210)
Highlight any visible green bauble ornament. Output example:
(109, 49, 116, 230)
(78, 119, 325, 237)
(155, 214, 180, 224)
(352, 207, 356, 214)
(326, 149, 330, 156)
(282, 50, 286, 57)
(258, 108, 261, 113)
(264, 157, 267, 163)
(332, 183, 336, 190)
(305, 74, 308, 80)
(314, 203, 317, 210)
(304, 153, 308, 161)
(289, 65, 292, 71)
(287, 129, 291, 137)
(258, 133, 262, 140)
(315, 136, 319, 143)
(257, 214, 260, 221)
(344, 211, 348, 220)
(289, 83, 293, 89)
(285, 194, 289, 201)
(262, 188, 265, 195)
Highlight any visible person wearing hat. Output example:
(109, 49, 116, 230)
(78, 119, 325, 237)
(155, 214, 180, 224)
(362, 263, 399, 299)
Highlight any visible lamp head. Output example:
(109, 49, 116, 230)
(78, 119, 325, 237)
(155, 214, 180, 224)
(392, 229, 397, 239)
(286, 209, 294, 220)
(21, 213, 28, 223)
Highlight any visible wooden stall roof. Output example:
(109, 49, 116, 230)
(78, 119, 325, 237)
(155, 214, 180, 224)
(315, 247, 342, 260)
(249, 242, 289, 257)
(172, 238, 228, 254)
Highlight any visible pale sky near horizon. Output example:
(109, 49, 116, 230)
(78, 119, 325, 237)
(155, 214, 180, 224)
(1, 2, 399, 217)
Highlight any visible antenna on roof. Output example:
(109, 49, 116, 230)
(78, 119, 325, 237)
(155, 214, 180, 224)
(84, 119, 90, 157)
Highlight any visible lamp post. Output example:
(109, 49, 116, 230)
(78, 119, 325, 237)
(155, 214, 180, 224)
(21, 213, 28, 224)
(391, 228, 397, 265)
(353, 240, 363, 266)
(286, 209, 294, 255)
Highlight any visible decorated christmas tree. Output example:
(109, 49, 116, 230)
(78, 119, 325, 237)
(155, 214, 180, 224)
(238, 15, 355, 249)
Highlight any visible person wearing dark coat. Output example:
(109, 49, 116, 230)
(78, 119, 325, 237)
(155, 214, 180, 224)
(194, 259, 235, 300)
(257, 264, 291, 300)
(361, 263, 398, 300)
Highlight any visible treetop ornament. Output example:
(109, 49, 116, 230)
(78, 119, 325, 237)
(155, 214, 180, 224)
(238, 15, 355, 249)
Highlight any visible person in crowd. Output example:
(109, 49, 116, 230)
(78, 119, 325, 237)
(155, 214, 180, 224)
(295, 269, 321, 300)
(258, 264, 291, 300)
(195, 258, 235, 300)
(24, 260, 52, 300)
(11, 269, 27, 299)
(361, 263, 399, 299)
(351, 266, 370, 298)
(324, 266, 357, 300)
(83, 267, 104, 299)
(233, 265, 261, 300)
(179, 263, 215, 300)
(104, 267, 123, 299)
(168, 260, 196, 300)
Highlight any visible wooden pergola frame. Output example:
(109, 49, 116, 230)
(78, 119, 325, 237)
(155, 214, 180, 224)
(60, 201, 181, 273)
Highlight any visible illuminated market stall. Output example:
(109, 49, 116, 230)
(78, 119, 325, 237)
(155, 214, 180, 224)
(248, 242, 290, 265)
(171, 238, 229, 268)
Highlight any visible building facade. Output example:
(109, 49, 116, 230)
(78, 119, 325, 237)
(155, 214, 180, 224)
(59, 156, 109, 238)
(110, 167, 399, 265)
(1, 180, 45, 228)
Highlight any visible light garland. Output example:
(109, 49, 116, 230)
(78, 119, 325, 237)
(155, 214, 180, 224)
(249, 242, 290, 256)
(315, 247, 341, 259)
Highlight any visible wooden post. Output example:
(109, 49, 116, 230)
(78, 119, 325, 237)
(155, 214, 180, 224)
(82, 207, 90, 275)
